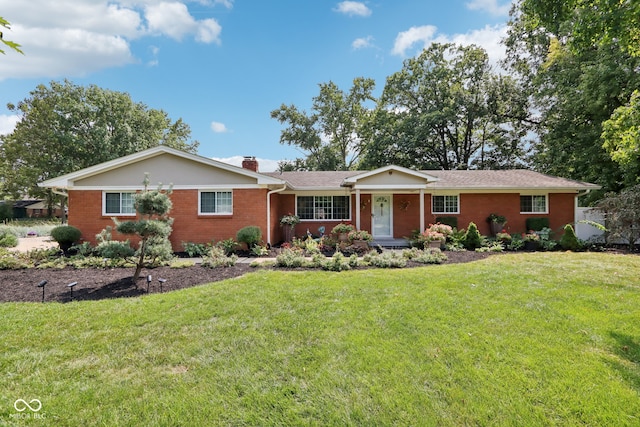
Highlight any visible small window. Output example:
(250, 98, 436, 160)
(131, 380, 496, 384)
(520, 195, 547, 213)
(432, 195, 459, 214)
(104, 192, 135, 215)
(296, 196, 350, 220)
(199, 191, 233, 214)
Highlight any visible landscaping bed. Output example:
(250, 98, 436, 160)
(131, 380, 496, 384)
(0, 250, 493, 303)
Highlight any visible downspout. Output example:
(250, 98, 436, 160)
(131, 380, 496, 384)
(266, 185, 287, 246)
(575, 189, 592, 213)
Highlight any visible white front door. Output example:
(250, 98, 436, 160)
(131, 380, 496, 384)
(372, 195, 392, 238)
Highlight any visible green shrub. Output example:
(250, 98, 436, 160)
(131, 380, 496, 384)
(463, 222, 482, 250)
(403, 247, 448, 264)
(507, 237, 524, 251)
(435, 216, 458, 229)
(236, 226, 262, 248)
(560, 224, 581, 251)
(321, 252, 352, 271)
(182, 241, 209, 257)
(363, 251, 407, 268)
(251, 244, 269, 257)
(276, 247, 307, 268)
(50, 225, 82, 245)
(96, 240, 135, 259)
(525, 217, 550, 232)
(202, 246, 237, 268)
(0, 231, 18, 248)
(0, 255, 30, 270)
(71, 241, 94, 257)
(217, 238, 238, 256)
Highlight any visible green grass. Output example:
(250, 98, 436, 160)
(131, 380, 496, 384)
(1, 252, 639, 426)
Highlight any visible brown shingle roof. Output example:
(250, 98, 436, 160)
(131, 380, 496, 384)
(424, 169, 599, 190)
(264, 169, 599, 191)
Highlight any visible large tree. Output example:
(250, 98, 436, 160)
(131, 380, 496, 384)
(602, 90, 640, 186)
(505, 0, 640, 198)
(363, 43, 530, 170)
(271, 77, 375, 171)
(0, 80, 198, 211)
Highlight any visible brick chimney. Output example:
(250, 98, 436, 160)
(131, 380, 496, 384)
(242, 156, 258, 172)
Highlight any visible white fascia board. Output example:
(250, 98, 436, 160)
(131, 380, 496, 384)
(39, 146, 286, 188)
(351, 184, 430, 190)
(343, 165, 440, 184)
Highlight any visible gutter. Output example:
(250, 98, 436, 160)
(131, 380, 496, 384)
(266, 185, 287, 246)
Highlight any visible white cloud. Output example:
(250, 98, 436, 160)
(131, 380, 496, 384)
(391, 25, 437, 57)
(0, 0, 223, 80)
(0, 115, 20, 135)
(144, 2, 221, 44)
(196, 19, 222, 44)
(334, 1, 372, 17)
(466, 0, 512, 17)
(214, 0, 234, 8)
(210, 121, 229, 133)
(391, 24, 508, 68)
(213, 156, 280, 173)
(352, 36, 374, 50)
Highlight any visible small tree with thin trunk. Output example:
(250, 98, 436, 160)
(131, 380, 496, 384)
(115, 175, 174, 282)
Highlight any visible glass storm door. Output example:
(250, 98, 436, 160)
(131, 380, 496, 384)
(372, 195, 392, 237)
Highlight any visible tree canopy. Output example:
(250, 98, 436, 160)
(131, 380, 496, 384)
(363, 43, 530, 170)
(504, 0, 640, 200)
(271, 77, 376, 171)
(0, 80, 198, 202)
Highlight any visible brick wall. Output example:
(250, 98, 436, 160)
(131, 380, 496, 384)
(69, 189, 578, 249)
(68, 188, 269, 250)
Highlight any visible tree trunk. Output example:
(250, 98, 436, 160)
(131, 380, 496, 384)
(132, 237, 147, 284)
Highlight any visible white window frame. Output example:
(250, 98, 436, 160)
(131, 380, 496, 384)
(296, 195, 351, 221)
(102, 191, 136, 216)
(431, 194, 459, 214)
(520, 194, 548, 214)
(198, 190, 233, 215)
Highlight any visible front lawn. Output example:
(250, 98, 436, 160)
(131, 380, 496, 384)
(1, 252, 639, 426)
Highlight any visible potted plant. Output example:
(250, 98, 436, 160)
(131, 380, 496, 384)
(419, 230, 445, 249)
(522, 230, 540, 251)
(280, 213, 300, 242)
(487, 213, 507, 236)
(417, 223, 453, 249)
(347, 229, 372, 249)
(331, 223, 355, 242)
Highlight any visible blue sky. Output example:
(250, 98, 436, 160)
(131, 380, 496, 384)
(0, 0, 512, 171)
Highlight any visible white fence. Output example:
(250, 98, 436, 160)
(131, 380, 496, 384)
(575, 207, 605, 241)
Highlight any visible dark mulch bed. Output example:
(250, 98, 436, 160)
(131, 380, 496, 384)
(0, 251, 494, 303)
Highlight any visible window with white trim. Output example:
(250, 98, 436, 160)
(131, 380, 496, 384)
(520, 195, 547, 213)
(199, 191, 233, 214)
(104, 192, 135, 215)
(432, 195, 459, 214)
(296, 196, 350, 220)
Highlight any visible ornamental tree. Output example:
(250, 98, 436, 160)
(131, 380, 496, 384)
(115, 175, 174, 282)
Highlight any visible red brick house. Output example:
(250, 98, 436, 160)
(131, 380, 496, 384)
(40, 146, 600, 249)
